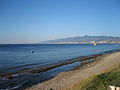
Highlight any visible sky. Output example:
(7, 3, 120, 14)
(0, 0, 120, 44)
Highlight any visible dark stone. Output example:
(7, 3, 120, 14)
(3, 75, 14, 79)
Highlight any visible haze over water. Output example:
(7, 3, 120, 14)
(0, 0, 120, 89)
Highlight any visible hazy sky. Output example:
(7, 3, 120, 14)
(0, 0, 120, 44)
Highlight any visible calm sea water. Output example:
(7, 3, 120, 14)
(0, 44, 119, 89)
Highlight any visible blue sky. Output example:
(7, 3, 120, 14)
(0, 0, 120, 44)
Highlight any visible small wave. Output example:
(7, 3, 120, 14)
(44, 49, 56, 51)
(0, 85, 22, 90)
(11, 85, 22, 90)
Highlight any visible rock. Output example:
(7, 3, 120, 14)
(3, 75, 14, 79)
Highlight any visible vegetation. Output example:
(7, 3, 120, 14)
(69, 63, 120, 90)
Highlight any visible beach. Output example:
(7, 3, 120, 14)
(26, 50, 120, 90)
(1, 0, 120, 89)
(0, 44, 120, 89)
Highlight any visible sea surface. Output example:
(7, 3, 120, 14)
(0, 44, 119, 89)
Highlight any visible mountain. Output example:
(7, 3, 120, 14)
(41, 35, 120, 44)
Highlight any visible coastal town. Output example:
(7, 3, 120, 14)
(42, 41, 120, 44)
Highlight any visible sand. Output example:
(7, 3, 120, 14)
(26, 52, 120, 90)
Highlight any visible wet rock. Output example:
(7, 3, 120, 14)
(2, 75, 14, 79)
(0, 49, 119, 80)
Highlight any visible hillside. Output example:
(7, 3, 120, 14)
(41, 35, 120, 44)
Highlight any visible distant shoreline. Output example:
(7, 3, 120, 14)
(0, 43, 120, 45)
(40, 42, 120, 44)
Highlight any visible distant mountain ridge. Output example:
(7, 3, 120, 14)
(41, 35, 120, 44)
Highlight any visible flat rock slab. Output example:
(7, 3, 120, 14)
(26, 52, 120, 90)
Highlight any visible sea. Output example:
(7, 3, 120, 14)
(0, 44, 119, 89)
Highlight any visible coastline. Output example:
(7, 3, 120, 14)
(0, 49, 119, 78)
(0, 49, 120, 89)
(26, 49, 120, 90)
(0, 53, 102, 78)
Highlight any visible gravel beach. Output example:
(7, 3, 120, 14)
(26, 51, 120, 90)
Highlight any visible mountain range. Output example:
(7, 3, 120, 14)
(41, 35, 120, 44)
